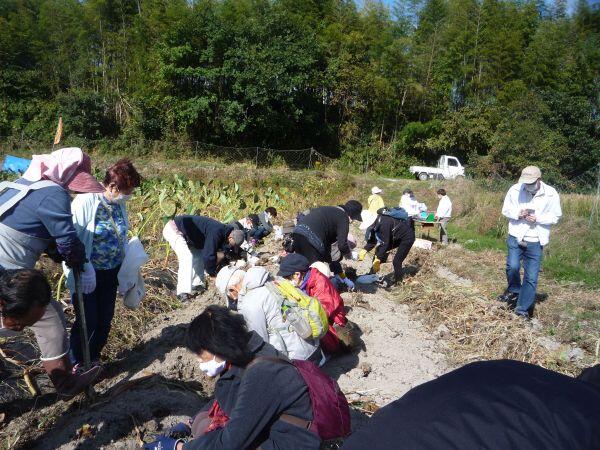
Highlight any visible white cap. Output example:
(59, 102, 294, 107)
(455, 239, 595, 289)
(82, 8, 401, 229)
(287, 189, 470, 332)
(519, 166, 542, 184)
(371, 186, 382, 194)
(310, 261, 332, 278)
(215, 266, 245, 294)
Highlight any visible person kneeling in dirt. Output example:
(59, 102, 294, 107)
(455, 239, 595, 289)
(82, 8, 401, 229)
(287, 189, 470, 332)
(359, 208, 415, 288)
(341, 360, 600, 450)
(215, 265, 323, 364)
(292, 200, 363, 291)
(162, 215, 245, 302)
(278, 253, 353, 355)
(143, 305, 328, 450)
(231, 207, 278, 243)
(0, 268, 101, 396)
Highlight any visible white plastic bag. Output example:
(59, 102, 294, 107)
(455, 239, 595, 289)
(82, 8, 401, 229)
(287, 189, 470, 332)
(118, 237, 149, 309)
(123, 272, 146, 310)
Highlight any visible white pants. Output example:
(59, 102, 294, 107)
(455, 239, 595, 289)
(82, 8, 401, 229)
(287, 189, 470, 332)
(163, 221, 205, 295)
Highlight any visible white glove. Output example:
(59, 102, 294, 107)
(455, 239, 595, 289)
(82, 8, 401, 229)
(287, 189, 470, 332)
(351, 251, 359, 261)
(80, 265, 96, 294)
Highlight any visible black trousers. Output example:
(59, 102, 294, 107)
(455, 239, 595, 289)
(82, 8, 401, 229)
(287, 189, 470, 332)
(392, 234, 415, 280)
(292, 233, 343, 275)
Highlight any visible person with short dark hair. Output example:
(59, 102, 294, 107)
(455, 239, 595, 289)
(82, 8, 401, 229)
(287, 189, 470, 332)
(0, 268, 100, 396)
(341, 360, 600, 450)
(64, 158, 142, 370)
(163, 215, 246, 301)
(292, 200, 362, 289)
(434, 188, 452, 245)
(143, 305, 321, 450)
(232, 207, 278, 243)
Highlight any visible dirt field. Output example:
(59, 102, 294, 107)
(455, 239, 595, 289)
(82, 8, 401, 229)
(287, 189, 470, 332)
(1, 218, 597, 449)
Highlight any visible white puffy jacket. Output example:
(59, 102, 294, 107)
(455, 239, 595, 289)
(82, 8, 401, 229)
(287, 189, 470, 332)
(237, 266, 319, 361)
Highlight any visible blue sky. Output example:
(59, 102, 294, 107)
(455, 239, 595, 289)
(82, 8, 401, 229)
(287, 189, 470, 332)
(359, 0, 596, 15)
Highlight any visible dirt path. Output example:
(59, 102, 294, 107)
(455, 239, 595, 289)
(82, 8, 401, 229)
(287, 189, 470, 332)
(1, 245, 448, 449)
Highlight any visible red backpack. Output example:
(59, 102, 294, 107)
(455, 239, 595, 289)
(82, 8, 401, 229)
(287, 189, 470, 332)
(253, 357, 351, 441)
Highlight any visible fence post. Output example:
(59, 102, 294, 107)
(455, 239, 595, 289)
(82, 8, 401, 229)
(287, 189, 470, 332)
(309, 147, 314, 169)
(255, 147, 259, 168)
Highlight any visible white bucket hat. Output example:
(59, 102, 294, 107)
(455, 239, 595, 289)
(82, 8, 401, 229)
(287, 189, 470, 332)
(371, 186, 382, 194)
(359, 210, 378, 230)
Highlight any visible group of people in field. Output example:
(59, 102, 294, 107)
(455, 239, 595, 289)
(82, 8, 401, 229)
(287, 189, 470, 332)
(1, 147, 598, 449)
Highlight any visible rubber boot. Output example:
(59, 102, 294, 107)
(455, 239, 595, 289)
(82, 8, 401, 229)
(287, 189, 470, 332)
(42, 355, 102, 397)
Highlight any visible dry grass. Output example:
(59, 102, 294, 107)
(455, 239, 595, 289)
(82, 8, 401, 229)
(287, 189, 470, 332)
(392, 246, 598, 377)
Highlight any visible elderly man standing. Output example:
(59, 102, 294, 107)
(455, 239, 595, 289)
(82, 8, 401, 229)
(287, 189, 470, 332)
(499, 166, 562, 319)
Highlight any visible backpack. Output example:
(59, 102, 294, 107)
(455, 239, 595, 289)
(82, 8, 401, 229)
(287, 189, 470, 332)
(252, 356, 351, 441)
(381, 206, 409, 221)
(268, 279, 329, 340)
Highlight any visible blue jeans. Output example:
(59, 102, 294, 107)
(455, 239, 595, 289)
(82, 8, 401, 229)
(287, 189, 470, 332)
(70, 266, 120, 364)
(506, 236, 543, 315)
(248, 226, 269, 240)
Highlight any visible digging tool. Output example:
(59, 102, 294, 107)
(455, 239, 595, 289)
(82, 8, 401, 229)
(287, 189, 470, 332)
(73, 268, 96, 400)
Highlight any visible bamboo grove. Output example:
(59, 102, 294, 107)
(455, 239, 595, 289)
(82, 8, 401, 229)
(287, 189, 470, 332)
(0, 0, 598, 183)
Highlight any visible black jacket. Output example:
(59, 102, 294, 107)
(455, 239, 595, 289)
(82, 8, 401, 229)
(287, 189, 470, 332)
(185, 332, 320, 450)
(298, 206, 351, 257)
(342, 360, 600, 450)
(364, 215, 415, 261)
(173, 215, 234, 276)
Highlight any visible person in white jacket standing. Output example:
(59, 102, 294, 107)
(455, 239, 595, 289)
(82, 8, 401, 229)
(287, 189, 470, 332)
(435, 188, 452, 245)
(65, 159, 141, 369)
(499, 166, 562, 319)
(215, 265, 322, 364)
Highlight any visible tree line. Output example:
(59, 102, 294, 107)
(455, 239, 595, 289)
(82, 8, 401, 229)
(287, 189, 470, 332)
(0, 0, 598, 183)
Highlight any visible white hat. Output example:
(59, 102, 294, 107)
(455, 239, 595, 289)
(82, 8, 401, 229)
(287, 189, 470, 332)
(359, 210, 378, 230)
(519, 166, 542, 184)
(310, 261, 332, 278)
(371, 186, 382, 194)
(215, 266, 244, 294)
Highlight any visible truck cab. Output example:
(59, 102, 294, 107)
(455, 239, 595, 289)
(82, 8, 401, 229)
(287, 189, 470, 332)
(438, 155, 464, 179)
(409, 155, 465, 180)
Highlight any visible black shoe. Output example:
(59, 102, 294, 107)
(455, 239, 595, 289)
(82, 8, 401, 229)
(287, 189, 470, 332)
(191, 284, 206, 294)
(497, 291, 518, 306)
(177, 293, 192, 302)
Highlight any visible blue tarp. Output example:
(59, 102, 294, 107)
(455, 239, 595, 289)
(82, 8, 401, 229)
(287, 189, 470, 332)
(2, 155, 31, 174)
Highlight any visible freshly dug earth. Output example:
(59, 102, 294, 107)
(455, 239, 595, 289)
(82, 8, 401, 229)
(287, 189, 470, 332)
(0, 243, 447, 449)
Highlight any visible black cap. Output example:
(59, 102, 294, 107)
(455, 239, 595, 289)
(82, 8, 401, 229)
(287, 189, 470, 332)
(342, 200, 363, 221)
(277, 253, 310, 277)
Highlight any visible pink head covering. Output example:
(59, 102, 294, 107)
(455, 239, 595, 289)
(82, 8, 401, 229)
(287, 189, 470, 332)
(22, 147, 104, 193)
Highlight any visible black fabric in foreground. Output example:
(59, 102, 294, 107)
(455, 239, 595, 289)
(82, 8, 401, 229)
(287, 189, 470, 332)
(342, 360, 600, 450)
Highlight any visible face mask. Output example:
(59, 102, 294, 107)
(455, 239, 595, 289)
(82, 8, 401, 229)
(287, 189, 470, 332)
(199, 356, 227, 377)
(265, 213, 271, 222)
(112, 193, 131, 202)
(524, 183, 538, 194)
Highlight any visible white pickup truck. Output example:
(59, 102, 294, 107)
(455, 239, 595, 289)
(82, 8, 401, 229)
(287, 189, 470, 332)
(409, 155, 465, 180)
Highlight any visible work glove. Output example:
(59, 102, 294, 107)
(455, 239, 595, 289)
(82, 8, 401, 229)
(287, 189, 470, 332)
(80, 264, 96, 294)
(358, 249, 367, 261)
(342, 276, 355, 291)
(351, 250, 359, 261)
(371, 257, 381, 273)
(165, 422, 192, 439)
(143, 436, 182, 450)
(60, 240, 87, 270)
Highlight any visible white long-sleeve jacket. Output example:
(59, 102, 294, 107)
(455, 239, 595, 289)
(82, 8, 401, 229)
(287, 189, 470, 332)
(501, 181, 562, 246)
(436, 195, 452, 218)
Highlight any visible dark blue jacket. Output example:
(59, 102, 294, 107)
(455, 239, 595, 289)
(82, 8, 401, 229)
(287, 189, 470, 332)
(0, 178, 84, 261)
(173, 215, 234, 276)
(342, 360, 600, 450)
(185, 332, 320, 450)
